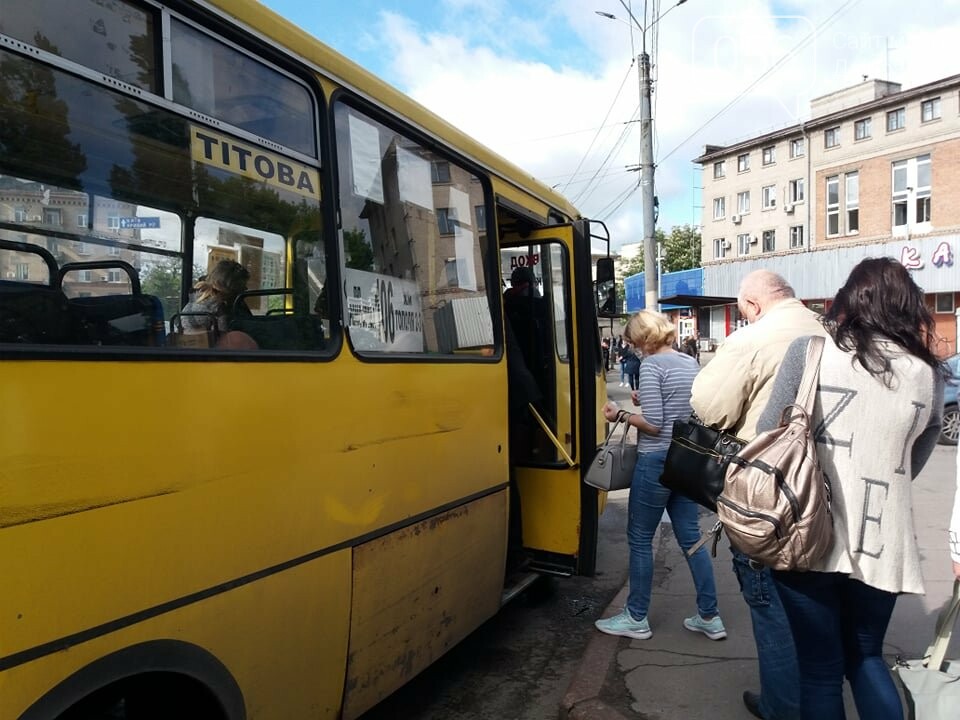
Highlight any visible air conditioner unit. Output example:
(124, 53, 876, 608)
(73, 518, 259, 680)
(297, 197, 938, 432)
(731, 214, 741, 224)
(784, 203, 795, 213)
(722, 240, 732, 250)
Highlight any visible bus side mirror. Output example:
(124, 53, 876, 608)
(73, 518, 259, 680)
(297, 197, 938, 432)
(595, 257, 618, 317)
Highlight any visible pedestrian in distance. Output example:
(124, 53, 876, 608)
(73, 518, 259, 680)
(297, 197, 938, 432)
(618, 339, 632, 387)
(761, 258, 948, 720)
(623, 343, 641, 391)
(691, 269, 826, 720)
(595, 310, 726, 643)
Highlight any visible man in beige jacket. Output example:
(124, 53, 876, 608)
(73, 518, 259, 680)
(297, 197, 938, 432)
(691, 270, 826, 720)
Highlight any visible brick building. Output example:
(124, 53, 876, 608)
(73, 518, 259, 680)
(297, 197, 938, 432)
(695, 74, 960, 356)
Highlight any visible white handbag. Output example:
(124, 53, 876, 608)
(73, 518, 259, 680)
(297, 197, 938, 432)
(583, 416, 637, 492)
(894, 579, 960, 720)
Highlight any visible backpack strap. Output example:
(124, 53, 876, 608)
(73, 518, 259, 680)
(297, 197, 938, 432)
(795, 336, 826, 415)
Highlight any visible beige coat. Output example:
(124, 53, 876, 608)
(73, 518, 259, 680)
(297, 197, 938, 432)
(690, 298, 827, 440)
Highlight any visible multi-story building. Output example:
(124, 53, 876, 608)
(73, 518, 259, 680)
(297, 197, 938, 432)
(695, 74, 960, 354)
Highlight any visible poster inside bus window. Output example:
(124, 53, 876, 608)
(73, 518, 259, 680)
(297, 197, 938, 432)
(344, 268, 424, 352)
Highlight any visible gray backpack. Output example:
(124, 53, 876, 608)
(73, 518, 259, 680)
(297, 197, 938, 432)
(717, 336, 833, 570)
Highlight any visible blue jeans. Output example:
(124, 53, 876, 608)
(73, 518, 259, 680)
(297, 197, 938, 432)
(772, 570, 901, 720)
(627, 449, 718, 620)
(620, 360, 626, 383)
(731, 550, 801, 720)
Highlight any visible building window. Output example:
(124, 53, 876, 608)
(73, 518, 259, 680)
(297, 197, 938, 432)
(108, 245, 121, 256)
(72, 241, 90, 255)
(713, 197, 726, 220)
(762, 230, 776, 253)
(78, 270, 93, 282)
(737, 233, 751, 256)
(431, 161, 451, 183)
(737, 191, 751, 214)
(475, 205, 486, 232)
(845, 172, 859, 234)
(892, 154, 931, 228)
(761, 185, 776, 210)
(14, 263, 29, 280)
(737, 153, 750, 172)
(713, 161, 726, 179)
(788, 178, 805, 204)
(887, 107, 905, 131)
(854, 117, 872, 140)
(826, 175, 840, 236)
(789, 138, 805, 158)
(76, 213, 88, 228)
(107, 215, 120, 229)
(936, 293, 954, 314)
(762, 146, 776, 165)
(713, 238, 727, 259)
(921, 97, 941, 122)
(789, 225, 805, 249)
(43, 208, 61, 226)
(824, 126, 840, 148)
(436, 207, 457, 234)
(106, 270, 123, 283)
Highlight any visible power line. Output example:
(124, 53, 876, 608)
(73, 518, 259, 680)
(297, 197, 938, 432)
(501, 119, 640, 145)
(560, 60, 636, 193)
(572, 104, 641, 205)
(656, 0, 864, 167)
(597, 180, 641, 221)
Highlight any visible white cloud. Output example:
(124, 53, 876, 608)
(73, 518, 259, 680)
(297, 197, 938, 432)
(366, 1, 960, 250)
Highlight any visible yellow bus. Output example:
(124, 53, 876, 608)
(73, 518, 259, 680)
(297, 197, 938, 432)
(0, 1, 614, 717)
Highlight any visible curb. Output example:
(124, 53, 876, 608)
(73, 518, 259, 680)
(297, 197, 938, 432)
(559, 584, 630, 720)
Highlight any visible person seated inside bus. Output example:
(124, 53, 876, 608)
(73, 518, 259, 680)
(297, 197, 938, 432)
(179, 259, 257, 349)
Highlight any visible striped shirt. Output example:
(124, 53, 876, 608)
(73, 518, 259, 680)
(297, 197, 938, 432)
(636, 350, 699, 453)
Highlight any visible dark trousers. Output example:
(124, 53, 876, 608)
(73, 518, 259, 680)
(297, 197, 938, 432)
(731, 551, 800, 720)
(772, 570, 901, 720)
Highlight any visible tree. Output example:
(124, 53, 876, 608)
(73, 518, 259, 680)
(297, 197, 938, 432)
(660, 224, 701, 272)
(344, 227, 374, 271)
(141, 259, 183, 320)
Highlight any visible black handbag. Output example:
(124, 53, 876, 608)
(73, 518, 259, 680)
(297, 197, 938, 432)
(659, 417, 744, 512)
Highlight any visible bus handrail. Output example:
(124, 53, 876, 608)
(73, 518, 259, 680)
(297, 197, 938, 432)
(527, 403, 576, 468)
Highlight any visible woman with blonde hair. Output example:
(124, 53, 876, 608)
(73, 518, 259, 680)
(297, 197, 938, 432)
(180, 259, 251, 332)
(595, 310, 725, 641)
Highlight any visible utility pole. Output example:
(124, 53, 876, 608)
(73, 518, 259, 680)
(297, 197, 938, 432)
(639, 51, 657, 311)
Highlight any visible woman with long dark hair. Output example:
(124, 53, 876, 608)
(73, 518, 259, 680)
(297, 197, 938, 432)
(758, 257, 947, 719)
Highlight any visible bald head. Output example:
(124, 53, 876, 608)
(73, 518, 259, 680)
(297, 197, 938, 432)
(737, 270, 795, 322)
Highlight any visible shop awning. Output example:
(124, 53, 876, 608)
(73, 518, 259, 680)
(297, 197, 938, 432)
(658, 294, 736, 308)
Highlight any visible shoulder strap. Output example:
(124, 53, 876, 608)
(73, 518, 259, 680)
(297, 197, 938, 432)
(927, 579, 960, 670)
(795, 336, 825, 414)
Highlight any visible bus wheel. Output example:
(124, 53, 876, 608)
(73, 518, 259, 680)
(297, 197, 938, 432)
(59, 673, 228, 720)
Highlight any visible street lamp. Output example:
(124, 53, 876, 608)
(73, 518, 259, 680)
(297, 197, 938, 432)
(598, 0, 688, 311)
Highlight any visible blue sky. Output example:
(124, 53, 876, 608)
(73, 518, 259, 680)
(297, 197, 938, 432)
(259, 0, 960, 252)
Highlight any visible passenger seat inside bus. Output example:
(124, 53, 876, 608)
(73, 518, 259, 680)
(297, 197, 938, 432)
(60, 262, 166, 347)
(229, 290, 325, 350)
(0, 280, 82, 344)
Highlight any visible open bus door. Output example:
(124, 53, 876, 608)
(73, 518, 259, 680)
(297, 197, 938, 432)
(500, 221, 604, 577)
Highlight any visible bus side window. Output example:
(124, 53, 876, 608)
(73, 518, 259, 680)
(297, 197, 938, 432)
(333, 102, 495, 357)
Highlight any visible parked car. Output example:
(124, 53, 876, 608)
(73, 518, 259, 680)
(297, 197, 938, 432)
(941, 353, 960, 445)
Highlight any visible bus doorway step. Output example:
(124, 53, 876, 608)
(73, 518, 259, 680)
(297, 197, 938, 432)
(501, 571, 542, 605)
